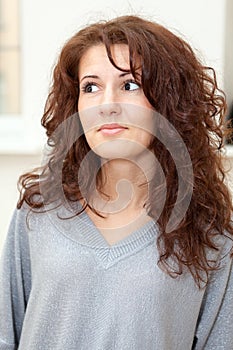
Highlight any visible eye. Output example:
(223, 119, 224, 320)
(82, 82, 99, 93)
(124, 80, 140, 91)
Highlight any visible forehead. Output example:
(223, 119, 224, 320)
(78, 44, 131, 74)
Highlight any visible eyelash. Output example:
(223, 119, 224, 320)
(81, 81, 98, 93)
(80, 79, 141, 93)
(124, 79, 141, 90)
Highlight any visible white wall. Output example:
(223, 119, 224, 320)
(2, 0, 228, 152)
(224, 0, 233, 106)
(22, 0, 226, 131)
(1, 0, 227, 153)
(0, 0, 232, 251)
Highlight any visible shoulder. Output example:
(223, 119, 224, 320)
(203, 233, 233, 295)
(195, 234, 233, 348)
(13, 200, 82, 233)
(215, 233, 233, 268)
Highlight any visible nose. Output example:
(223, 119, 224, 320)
(99, 89, 122, 117)
(99, 102, 122, 117)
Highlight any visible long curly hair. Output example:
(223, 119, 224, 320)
(18, 15, 233, 287)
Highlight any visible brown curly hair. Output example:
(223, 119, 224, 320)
(18, 15, 233, 287)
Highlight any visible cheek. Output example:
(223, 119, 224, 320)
(78, 105, 100, 134)
(83, 131, 96, 150)
(135, 130, 154, 148)
(125, 104, 155, 133)
(134, 114, 155, 147)
(78, 110, 97, 150)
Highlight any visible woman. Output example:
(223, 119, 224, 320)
(0, 15, 233, 350)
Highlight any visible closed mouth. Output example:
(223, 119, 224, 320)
(98, 123, 128, 131)
(97, 123, 128, 136)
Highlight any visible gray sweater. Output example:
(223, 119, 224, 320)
(0, 204, 233, 350)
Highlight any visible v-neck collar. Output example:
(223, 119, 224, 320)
(51, 203, 159, 268)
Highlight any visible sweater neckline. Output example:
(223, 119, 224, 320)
(51, 203, 159, 267)
(80, 208, 157, 247)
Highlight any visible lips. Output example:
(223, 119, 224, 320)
(98, 123, 128, 135)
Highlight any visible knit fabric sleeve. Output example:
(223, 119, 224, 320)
(0, 208, 31, 350)
(194, 236, 233, 349)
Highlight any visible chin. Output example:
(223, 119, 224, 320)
(91, 140, 150, 161)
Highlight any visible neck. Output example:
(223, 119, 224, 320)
(90, 153, 156, 215)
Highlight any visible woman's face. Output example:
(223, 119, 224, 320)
(78, 44, 155, 160)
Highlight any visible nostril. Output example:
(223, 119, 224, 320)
(99, 102, 122, 117)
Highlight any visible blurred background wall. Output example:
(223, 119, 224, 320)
(0, 0, 233, 251)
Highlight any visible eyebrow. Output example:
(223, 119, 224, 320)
(80, 72, 132, 83)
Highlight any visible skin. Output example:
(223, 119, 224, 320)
(77, 44, 156, 244)
(78, 44, 154, 160)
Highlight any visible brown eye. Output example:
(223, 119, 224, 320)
(124, 81, 140, 91)
(82, 83, 99, 93)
